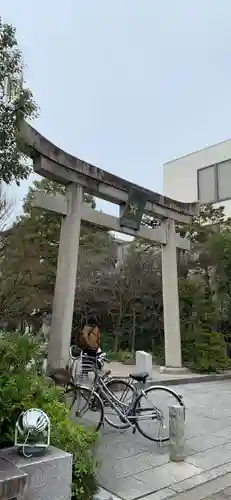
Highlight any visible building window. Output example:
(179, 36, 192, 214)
(197, 160, 231, 204)
(197, 165, 216, 203)
(217, 160, 231, 201)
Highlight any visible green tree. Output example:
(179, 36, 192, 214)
(0, 18, 38, 184)
(178, 204, 231, 291)
(205, 228, 231, 337)
(179, 203, 231, 243)
(0, 221, 44, 321)
(0, 179, 117, 322)
(177, 204, 231, 371)
(103, 242, 163, 353)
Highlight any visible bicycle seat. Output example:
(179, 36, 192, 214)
(129, 372, 149, 383)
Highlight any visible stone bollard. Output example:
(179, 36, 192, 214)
(135, 351, 152, 378)
(169, 405, 185, 462)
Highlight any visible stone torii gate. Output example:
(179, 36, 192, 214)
(20, 122, 199, 372)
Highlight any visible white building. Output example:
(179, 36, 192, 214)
(163, 139, 231, 216)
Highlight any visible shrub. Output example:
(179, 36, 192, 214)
(107, 349, 135, 364)
(0, 332, 99, 500)
(181, 327, 229, 373)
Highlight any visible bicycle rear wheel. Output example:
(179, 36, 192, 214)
(133, 386, 184, 442)
(65, 385, 104, 432)
(104, 378, 136, 429)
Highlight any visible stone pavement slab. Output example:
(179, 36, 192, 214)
(97, 380, 231, 500)
(170, 471, 231, 500)
(206, 490, 231, 499)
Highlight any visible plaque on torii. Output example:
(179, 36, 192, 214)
(119, 187, 149, 231)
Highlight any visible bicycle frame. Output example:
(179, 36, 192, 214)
(91, 372, 164, 429)
(67, 352, 172, 434)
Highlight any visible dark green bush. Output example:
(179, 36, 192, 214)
(107, 349, 135, 364)
(0, 332, 99, 500)
(181, 327, 229, 373)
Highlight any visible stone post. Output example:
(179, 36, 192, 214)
(136, 351, 152, 378)
(169, 405, 185, 462)
(47, 183, 83, 371)
(161, 218, 182, 368)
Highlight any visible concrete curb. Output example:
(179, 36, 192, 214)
(144, 372, 231, 387)
(110, 371, 231, 388)
(171, 470, 231, 500)
(97, 468, 231, 500)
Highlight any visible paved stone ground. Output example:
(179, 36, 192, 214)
(205, 486, 231, 498)
(107, 362, 231, 385)
(96, 380, 231, 500)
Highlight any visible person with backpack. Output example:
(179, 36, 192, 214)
(78, 315, 101, 363)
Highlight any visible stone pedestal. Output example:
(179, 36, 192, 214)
(136, 351, 152, 377)
(0, 446, 72, 500)
(169, 405, 185, 462)
(160, 366, 189, 375)
(0, 456, 28, 499)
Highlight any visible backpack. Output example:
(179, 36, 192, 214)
(78, 325, 99, 350)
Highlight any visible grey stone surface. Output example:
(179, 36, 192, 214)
(170, 471, 220, 493)
(93, 487, 121, 500)
(169, 405, 185, 462)
(0, 456, 28, 499)
(97, 380, 231, 499)
(145, 372, 231, 388)
(99, 476, 155, 500)
(134, 462, 202, 490)
(186, 442, 231, 470)
(0, 446, 72, 500)
(222, 486, 231, 497)
(172, 471, 231, 499)
(141, 490, 176, 500)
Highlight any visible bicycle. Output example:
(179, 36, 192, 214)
(66, 347, 126, 410)
(50, 349, 111, 430)
(64, 363, 185, 443)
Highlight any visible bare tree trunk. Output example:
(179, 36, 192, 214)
(131, 308, 136, 356)
(113, 298, 123, 352)
(113, 327, 121, 352)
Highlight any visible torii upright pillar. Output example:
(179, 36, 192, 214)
(161, 218, 182, 369)
(47, 183, 83, 371)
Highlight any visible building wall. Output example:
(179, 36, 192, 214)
(163, 139, 231, 216)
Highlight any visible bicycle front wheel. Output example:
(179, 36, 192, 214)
(133, 386, 184, 442)
(65, 385, 104, 432)
(104, 378, 136, 429)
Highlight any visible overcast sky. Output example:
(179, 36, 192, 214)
(2, 0, 231, 222)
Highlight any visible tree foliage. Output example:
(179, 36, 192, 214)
(2, 176, 231, 371)
(0, 179, 117, 324)
(0, 18, 38, 184)
(2, 175, 231, 372)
